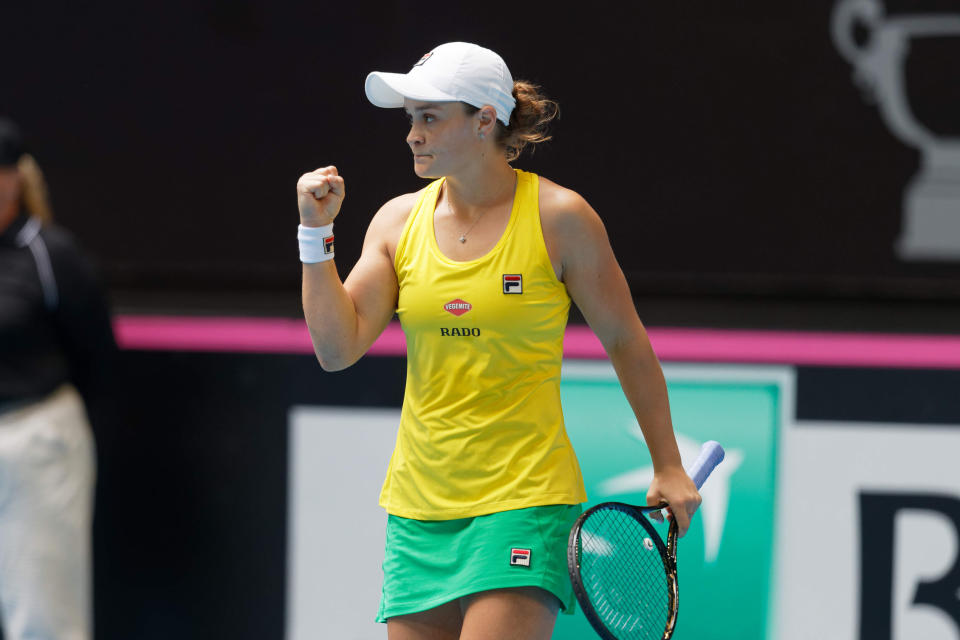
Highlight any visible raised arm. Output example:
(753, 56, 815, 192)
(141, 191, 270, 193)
(297, 166, 412, 371)
(542, 183, 702, 537)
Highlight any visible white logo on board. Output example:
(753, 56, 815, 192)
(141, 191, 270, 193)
(597, 431, 742, 563)
(832, 0, 960, 260)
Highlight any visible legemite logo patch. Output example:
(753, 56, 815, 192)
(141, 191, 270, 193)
(443, 299, 472, 316)
(510, 548, 531, 567)
(414, 51, 434, 67)
(503, 274, 522, 294)
(323, 234, 334, 254)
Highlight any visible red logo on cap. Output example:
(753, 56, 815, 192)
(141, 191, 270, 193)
(443, 299, 472, 316)
(414, 51, 434, 67)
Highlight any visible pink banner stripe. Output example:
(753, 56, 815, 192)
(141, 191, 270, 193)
(653, 327, 960, 369)
(113, 315, 960, 369)
(113, 315, 318, 354)
(566, 325, 960, 368)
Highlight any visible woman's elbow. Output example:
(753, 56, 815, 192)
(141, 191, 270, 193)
(315, 350, 359, 372)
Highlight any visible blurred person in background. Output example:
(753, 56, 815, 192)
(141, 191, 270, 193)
(0, 118, 116, 640)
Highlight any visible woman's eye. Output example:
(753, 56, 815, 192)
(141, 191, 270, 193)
(403, 112, 436, 124)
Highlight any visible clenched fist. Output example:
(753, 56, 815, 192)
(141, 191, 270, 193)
(297, 166, 345, 227)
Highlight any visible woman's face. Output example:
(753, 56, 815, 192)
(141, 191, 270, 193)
(403, 99, 480, 178)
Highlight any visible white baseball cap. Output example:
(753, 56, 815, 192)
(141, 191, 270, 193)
(365, 42, 516, 126)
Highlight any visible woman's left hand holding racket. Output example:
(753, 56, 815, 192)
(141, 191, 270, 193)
(645, 464, 703, 538)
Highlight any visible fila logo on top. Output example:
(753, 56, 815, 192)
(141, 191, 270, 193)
(414, 51, 433, 67)
(503, 274, 522, 294)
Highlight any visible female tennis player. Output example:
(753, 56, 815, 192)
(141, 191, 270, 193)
(296, 42, 702, 640)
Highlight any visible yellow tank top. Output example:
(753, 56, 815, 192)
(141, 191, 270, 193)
(381, 169, 587, 520)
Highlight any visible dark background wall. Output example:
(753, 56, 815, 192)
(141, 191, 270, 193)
(5, 1, 960, 324)
(89, 351, 406, 639)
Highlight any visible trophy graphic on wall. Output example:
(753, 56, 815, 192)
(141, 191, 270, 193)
(832, 0, 960, 261)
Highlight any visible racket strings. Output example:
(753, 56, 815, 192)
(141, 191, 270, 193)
(578, 508, 671, 639)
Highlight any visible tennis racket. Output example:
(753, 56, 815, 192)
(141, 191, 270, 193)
(567, 440, 725, 640)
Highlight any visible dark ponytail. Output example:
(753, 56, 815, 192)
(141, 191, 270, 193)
(500, 80, 559, 161)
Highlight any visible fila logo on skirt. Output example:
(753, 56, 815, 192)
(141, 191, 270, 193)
(510, 548, 531, 567)
(503, 274, 522, 294)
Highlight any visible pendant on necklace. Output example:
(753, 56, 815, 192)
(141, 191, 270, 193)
(458, 235, 466, 243)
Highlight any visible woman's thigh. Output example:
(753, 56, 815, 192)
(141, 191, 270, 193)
(387, 599, 463, 640)
(459, 586, 560, 640)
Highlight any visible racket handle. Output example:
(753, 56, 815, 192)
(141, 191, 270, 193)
(687, 440, 725, 489)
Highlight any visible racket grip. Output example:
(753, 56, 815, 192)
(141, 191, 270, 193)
(687, 440, 725, 489)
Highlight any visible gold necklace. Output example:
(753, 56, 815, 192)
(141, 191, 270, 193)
(447, 198, 487, 243)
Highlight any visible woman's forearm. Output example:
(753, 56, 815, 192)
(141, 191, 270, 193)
(605, 323, 683, 472)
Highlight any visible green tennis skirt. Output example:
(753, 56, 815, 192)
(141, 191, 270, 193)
(377, 504, 582, 622)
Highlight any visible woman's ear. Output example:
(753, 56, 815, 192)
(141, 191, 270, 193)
(477, 106, 498, 137)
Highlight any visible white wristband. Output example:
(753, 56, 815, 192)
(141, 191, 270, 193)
(298, 223, 335, 263)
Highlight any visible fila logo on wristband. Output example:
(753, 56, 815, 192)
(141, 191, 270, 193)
(298, 223, 336, 263)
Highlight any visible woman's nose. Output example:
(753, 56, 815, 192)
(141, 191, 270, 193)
(406, 125, 423, 146)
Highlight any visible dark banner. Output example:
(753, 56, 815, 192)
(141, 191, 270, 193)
(89, 350, 405, 640)
(64, 349, 957, 639)
(4, 1, 960, 300)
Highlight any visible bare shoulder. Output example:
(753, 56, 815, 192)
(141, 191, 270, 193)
(364, 189, 424, 254)
(537, 176, 606, 240)
(369, 190, 421, 232)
